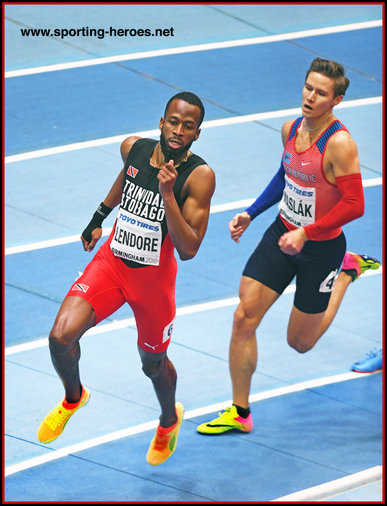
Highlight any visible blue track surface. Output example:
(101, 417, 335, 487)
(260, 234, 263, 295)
(4, 184, 383, 347)
(4, 375, 382, 502)
(5, 28, 382, 154)
(4, 4, 383, 503)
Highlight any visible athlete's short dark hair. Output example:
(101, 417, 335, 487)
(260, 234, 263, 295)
(164, 91, 205, 126)
(305, 57, 350, 97)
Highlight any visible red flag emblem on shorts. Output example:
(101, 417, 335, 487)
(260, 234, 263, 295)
(72, 283, 89, 293)
(127, 165, 139, 178)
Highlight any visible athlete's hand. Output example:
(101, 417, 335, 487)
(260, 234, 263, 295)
(158, 159, 178, 198)
(278, 227, 307, 255)
(229, 212, 251, 242)
(81, 227, 102, 252)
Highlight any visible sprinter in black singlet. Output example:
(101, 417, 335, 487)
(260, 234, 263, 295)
(37, 92, 215, 466)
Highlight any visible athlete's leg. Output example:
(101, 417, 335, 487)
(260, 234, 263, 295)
(230, 275, 280, 408)
(48, 245, 127, 402)
(317, 270, 354, 335)
(49, 296, 96, 402)
(287, 270, 353, 353)
(138, 346, 177, 427)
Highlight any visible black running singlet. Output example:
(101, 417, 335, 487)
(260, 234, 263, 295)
(109, 138, 206, 268)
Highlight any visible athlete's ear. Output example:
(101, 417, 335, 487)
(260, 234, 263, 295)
(194, 128, 201, 141)
(159, 117, 164, 130)
(333, 95, 344, 107)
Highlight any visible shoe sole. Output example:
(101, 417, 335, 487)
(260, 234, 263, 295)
(197, 424, 252, 435)
(351, 367, 382, 373)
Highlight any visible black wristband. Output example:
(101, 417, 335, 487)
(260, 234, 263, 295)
(96, 202, 113, 220)
(82, 202, 113, 242)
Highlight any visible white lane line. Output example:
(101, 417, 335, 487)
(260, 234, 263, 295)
(273, 465, 382, 502)
(4, 370, 377, 477)
(5, 20, 382, 79)
(4, 176, 382, 256)
(3, 295, 243, 356)
(4, 97, 382, 164)
(4, 268, 382, 357)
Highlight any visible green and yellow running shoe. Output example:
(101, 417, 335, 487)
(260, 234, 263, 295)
(341, 252, 380, 282)
(197, 405, 253, 435)
(147, 402, 184, 465)
(38, 386, 90, 443)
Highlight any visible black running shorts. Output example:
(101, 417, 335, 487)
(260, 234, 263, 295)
(243, 216, 346, 313)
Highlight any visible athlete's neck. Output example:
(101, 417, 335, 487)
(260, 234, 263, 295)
(152, 142, 190, 169)
(302, 113, 334, 133)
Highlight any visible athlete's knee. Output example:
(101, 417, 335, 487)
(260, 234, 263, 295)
(49, 317, 81, 353)
(287, 306, 324, 353)
(49, 298, 95, 353)
(232, 304, 260, 338)
(140, 353, 166, 380)
(287, 335, 315, 354)
(142, 360, 162, 379)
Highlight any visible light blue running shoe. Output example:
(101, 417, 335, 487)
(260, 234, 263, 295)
(351, 349, 383, 373)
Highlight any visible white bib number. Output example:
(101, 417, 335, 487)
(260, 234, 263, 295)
(110, 208, 162, 265)
(278, 175, 316, 228)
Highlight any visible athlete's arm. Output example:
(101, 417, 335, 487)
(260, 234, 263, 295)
(245, 164, 285, 219)
(229, 164, 285, 243)
(81, 136, 141, 252)
(303, 131, 364, 240)
(158, 161, 215, 260)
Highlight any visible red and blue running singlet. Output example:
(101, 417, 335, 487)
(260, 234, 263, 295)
(278, 117, 348, 241)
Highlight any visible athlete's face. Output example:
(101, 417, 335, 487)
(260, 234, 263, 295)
(302, 72, 343, 119)
(159, 99, 201, 162)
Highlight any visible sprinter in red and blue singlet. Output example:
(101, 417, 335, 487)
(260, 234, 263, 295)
(197, 58, 379, 437)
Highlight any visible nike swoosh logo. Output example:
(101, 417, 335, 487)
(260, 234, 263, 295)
(301, 162, 311, 166)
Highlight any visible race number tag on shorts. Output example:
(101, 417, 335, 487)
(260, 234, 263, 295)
(110, 208, 162, 265)
(163, 318, 175, 343)
(319, 269, 338, 293)
(278, 175, 316, 228)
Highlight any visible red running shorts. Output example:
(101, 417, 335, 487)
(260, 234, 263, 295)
(66, 236, 177, 353)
